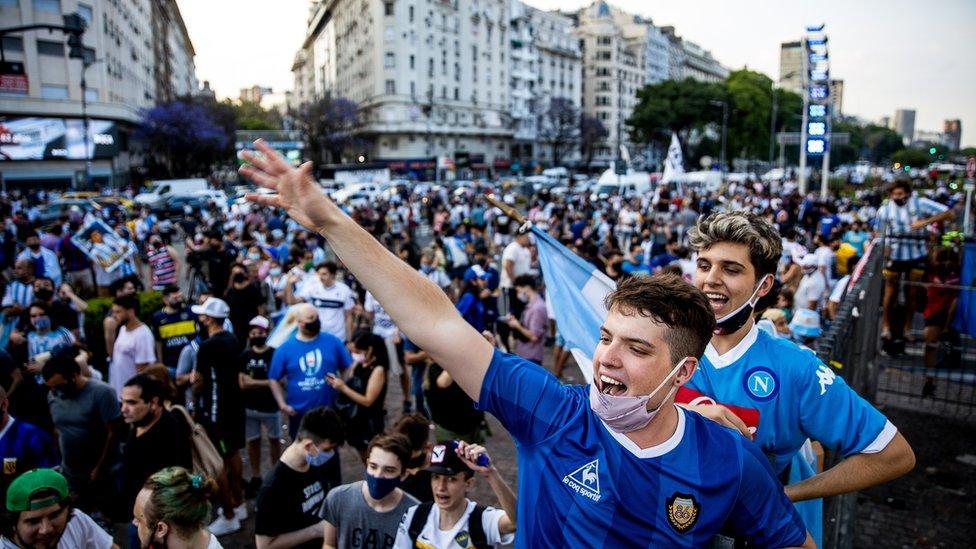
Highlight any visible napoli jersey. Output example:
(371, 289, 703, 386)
(687, 324, 894, 474)
(478, 350, 807, 547)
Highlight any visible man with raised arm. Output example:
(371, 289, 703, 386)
(240, 141, 814, 547)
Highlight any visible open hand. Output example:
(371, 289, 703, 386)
(325, 373, 345, 390)
(239, 140, 338, 234)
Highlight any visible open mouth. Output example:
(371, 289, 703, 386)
(600, 374, 627, 396)
(434, 494, 451, 505)
(704, 292, 729, 312)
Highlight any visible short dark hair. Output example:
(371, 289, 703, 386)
(162, 284, 181, 296)
(392, 413, 432, 451)
(889, 178, 912, 195)
(297, 407, 345, 446)
(113, 294, 140, 315)
(316, 261, 338, 275)
(604, 274, 715, 364)
(28, 301, 51, 315)
(513, 274, 536, 290)
(365, 433, 412, 471)
(41, 351, 81, 381)
(123, 373, 166, 405)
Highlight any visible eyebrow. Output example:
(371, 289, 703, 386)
(697, 257, 746, 270)
(600, 327, 655, 349)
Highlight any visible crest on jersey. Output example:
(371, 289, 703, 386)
(3, 458, 16, 475)
(743, 367, 779, 401)
(666, 492, 700, 533)
(562, 459, 601, 502)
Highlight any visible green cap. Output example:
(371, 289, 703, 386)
(6, 469, 69, 512)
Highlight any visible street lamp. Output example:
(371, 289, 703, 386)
(80, 54, 104, 189)
(709, 99, 728, 177)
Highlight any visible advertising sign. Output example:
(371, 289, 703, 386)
(0, 117, 118, 161)
(0, 62, 28, 95)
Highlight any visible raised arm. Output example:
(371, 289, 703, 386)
(240, 141, 493, 400)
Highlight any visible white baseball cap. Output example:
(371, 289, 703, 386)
(191, 297, 230, 319)
(249, 315, 270, 330)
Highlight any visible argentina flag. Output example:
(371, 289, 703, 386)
(531, 226, 615, 384)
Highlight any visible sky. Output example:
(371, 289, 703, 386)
(177, 0, 976, 147)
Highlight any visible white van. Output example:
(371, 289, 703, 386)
(590, 168, 652, 200)
(135, 178, 210, 208)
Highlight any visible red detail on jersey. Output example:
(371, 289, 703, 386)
(676, 386, 761, 434)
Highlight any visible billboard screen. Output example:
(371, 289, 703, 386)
(0, 116, 118, 161)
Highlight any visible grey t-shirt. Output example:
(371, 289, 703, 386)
(47, 379, 120, 482)
(322, 481, 418, 549)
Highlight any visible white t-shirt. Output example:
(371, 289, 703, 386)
(365, 291, 398, 339)
(795, 271, 828, 311)
(499, 241, 531, 289)
(0, 509, 114, 548)
(296, 279, 355, 341)
(393, 500, 514, 549)
(110, 323, 156, 397)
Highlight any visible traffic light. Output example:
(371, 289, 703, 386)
(62, 13, 87, 34)
(67, 33, 85, 60)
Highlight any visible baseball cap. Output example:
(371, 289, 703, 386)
(789, 308, 822, 338)
(270, 229, 284, 239)
(426, 441, 472, 476)
(6, 469, 69, 512)
(461, 265, 492, 283)
(249, 315, 270, 330)
(191, 297, 230, 319)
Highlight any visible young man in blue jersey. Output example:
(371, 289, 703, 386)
(240, 141, 814, 548)
(684, 211, 916, 539)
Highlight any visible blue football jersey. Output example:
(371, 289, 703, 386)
(687, 325, 894, 474)
(477, 350, 807, 548)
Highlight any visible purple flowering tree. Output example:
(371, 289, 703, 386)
(137, 99, 232, 177)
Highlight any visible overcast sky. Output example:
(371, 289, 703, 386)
(177, 0, 976, 147)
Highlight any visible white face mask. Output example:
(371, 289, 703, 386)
(589, 358, 689, 433)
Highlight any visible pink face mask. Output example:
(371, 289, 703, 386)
(589, 358, 688, 433)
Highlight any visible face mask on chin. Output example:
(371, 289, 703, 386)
(589, 357, 689, 433)
(712, 274, 772, 336)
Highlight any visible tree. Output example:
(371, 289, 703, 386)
(230, 100, 282, 131)
(137, 99, 232, 178)
(891, 148, 931, 168)
(725, 69, 774, 161)
(537, 97, 580, 167)
(295, 95, 362, 165)
(627, 78, 725, 161)
(579, 115, 608, 169)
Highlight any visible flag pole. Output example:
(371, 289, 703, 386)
(484, 193, 526, 225)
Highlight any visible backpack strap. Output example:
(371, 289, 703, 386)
(407, 502, 434, 545)
(468, 504, 488, 549)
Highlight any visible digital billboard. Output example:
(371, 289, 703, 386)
(0, 116, 118, 161)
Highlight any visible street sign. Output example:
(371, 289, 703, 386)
(967, 156, 975, 179)
(614, 159, 628, 175)
(0, 61, 28, 95)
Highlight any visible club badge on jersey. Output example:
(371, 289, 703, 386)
(666, 492, 701, 533)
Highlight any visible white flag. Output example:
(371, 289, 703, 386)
(661, 132, 684, 183)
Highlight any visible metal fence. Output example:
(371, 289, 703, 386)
(814, 233, 976, 548)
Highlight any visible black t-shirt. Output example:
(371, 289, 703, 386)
(423, 364, 484, 435)
(254, 457, 341, 548)
(224, 283, 264, 347)
(207, 247, 237, 297)
(195, 331, 244, 428)
(400, 469, 433, 503)
(240, 347, 277, 413)
(151, 308, 197, 369)
(120, 410, 192, 518)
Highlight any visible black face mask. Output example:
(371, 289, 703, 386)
(34, 288, 54, 302)
(302, 318, 321, 336)
(893, 197, 908, 207)
(28, 243, 40, 251)
(233, 273, 247, 283)
(713, 275, 771, 336)
(250, 336, 267, 348)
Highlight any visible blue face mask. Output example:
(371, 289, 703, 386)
(33, 316, 51, 331)
(364, 472, 401, 500)
(306, 448, 334, 467)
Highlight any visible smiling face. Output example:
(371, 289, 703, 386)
(693, 242, 767, 319)
(592, 307, 686, 399)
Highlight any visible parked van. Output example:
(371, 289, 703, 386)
(135, 178, 209, 208)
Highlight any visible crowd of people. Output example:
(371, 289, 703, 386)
(0, 142, 966, 547)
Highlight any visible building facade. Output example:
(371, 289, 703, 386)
(892, 109, 916, 145)
(0, 0, 197, 187)
(943, 119, 961, 151)
(779, 40, 803, 93)
(828, 78, 843, 118)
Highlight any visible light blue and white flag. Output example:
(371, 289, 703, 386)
(267, 305, 299, 348)
(532, 226, 615, 383)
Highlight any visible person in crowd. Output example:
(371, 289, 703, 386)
(60, 221, 94, 297)
(42, 348, 124, 515)
(263, 260, 288, 316)
(119, 373, 192, 537)
(1, 259, 35, 318)
(498, 227, 533, 345)
(423, 358, 485, 444)
(224, 264, 266, 349)
(328, 331, 388, 454)
(921, 246, 961, 396)
(841, 219, 870, 259)
(103, 278, 138, 364)
(205, 230, 238, 298)
(685, 211, 915, 544)
(241, 144, 814, 546)
(1, 469, 114, 548)
(145, 235, 180, 291)
(16, 277, 80, 339)
(393, 413, 435, 503)
(152, 285, 197, 381)
(620, 244, 651, 277)
(321, 433, 419, 549)
(284, 261, 355, 342)
(455, 272, 490, 333)
(109, 294, 156, 399)
(239, 315, 280, 499)
(132, 467, 222, 549)
(394, 441, 516, 548)
(253, 407, 343, 549)
(17, 231, 61, 288)
(794, 254, 829, 312)
(25, 301, 75, 378)
(502, 275, 547, 365)
(189, 296, 245, 536)
(875, 178, 954, 341)
(0, 386, 57, 505)
(268, 303, 352, 436)
(364, 290, 411, 414)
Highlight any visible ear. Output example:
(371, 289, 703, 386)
(674, 357, 698, 386)
(756, 273, 775, 299)
(154, 520, 169, 540)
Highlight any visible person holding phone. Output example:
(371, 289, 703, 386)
(327, 331, 389, 455)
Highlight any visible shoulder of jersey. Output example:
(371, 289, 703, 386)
(754, 329, 821, 370)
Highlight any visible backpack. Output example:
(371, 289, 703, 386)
(171, 405, 224, 480)
(407, 501, 489, 549)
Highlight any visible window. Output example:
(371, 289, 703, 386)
(1, 37, 23, 53)
(598, 36, 612, 45)
(384, 52, 395, 68)
(84, 88, 98, 102)
(32, 0, 60, 13)
(78, 3, 93, 23)
(385, 79, 395, 94)
(40, 85, 68, 99)
(384, 2, 393, 16)
(409, 6, 414, 21)
(410, 81, 415, 96)
(453, 88, 458, 100)
(0, 0, 20, 7)
(597, 50, 611, 60)
(409, 55, 415, 69)
(36, 40, 64, 56)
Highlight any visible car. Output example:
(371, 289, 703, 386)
(151, 194, 210, 218)
(37, 199, 99, 224)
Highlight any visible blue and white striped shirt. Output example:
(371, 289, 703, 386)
(1, 281, 34, 308)
(875, 196, 948, 261)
